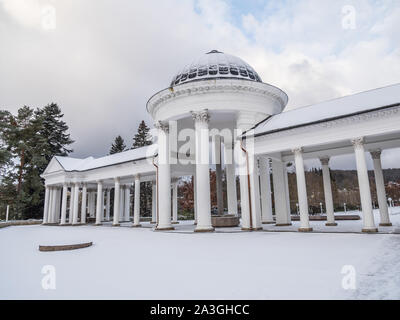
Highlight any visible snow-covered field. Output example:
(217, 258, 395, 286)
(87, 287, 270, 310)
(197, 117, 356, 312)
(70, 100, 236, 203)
(1, 208, 400, 300)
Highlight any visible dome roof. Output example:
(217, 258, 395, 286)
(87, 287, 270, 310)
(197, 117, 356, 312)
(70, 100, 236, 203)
(170, 50, 262, 87)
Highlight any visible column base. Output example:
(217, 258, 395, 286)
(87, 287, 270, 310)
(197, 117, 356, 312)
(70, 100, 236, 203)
(325, 222, 338, 226)
(112, 223, 120, 227)
(298, 227, 313, 232)
(72, 223, 83, 226)
(241, 227, 252, 231)
(150, 221, 157, 224)
(379, 223, 392, 227)
(94, 223, 102, 226)
(276, 223, 292, 227)
(194, 227, 215, 233)
(172, 221, 179, 224)
(262, 221, 275, 224)
(155, 226, 175, 231)
(59, 223, 72, 226)
(132, 224, 142, 228)
(362, 228, 378, 233)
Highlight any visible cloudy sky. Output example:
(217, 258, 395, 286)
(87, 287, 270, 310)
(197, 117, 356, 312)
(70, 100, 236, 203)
(0, 0, 399, 169)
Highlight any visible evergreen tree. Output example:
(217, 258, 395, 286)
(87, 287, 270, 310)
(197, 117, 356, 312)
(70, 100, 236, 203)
(109, 135, 126, 154)
(132, 121, 152, 149)
(0, 110, 12, 173)
(131, 121, 152, 215)
(0, 103, 74, 219)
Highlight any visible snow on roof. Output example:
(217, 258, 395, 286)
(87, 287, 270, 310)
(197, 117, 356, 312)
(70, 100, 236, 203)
(253, 83, 400, 136)
(170, 50, 262, 87)
(55, 144, 157, 172)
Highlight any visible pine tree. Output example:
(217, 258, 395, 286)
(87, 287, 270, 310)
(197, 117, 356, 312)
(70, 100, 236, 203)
(131, 121, 152, 215)
(109, 135, 126, 154)
(0, 103, 74, 219)
(132, 121, 152, 149)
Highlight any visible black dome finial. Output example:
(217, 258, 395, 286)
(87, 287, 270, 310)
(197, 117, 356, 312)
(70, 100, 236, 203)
(206, 50, 223, 54)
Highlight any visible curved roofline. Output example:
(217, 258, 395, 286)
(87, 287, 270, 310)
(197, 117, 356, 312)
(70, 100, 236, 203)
(146, 78, 289, 114)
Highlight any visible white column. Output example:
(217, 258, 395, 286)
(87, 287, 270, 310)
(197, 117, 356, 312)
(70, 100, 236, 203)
(88, 192, 94, 218)
(106, 189, 111, 221)
(271, 156, 292, 226)
(235, 139, 251, 230)
(133, 176, 141, 227)
(213, 135, 224, 216)
(113, 178, 121, 226)
(193, 175, 197, 224)
(151, 181, 156, 224)
(192, 110, 213, 232)
(352, 138, 378, 232)
(124, 185, 131, 222)
(81, 184, 87, 224)
(172, 180, 178, 224)
(320, 157, 337, 226)
(370, 150, 391, 226)
(155, 121, 174, 230)
(95, 181, 103, 225)
(72, 183, 80, 225)
(119, 185, 125, 222)
(293, 148, 312, 232)
(43, 186, 50, 224)
(248, 156, 262, 230)
(224, 142, 238, 216)
(49, 187, 56, 224)
(55, 188, 61, 223)
(69, 185, 75, 224)
(60, 183, 68, 225)
(259, 157, 274, 224)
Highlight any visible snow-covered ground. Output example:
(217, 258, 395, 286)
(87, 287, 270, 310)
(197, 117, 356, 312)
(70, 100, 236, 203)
(1, 208, 399, 300)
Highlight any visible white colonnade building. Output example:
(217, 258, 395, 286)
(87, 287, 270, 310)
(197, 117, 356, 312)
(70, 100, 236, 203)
(41, 50, 400, 233)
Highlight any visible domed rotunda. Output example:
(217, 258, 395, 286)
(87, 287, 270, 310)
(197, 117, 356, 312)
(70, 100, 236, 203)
(147, 50, 288, 232)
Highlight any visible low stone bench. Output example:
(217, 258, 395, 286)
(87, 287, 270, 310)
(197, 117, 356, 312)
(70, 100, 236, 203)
(39, 242, 93, 252)
(290, 215, 361, 221)
(211, 215, 240, 227)
(0, 220, 42, 229)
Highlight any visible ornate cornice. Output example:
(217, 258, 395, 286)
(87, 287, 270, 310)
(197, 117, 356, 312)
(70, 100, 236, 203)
(191, 109, 210, 123)
(147, 80, 288, 115)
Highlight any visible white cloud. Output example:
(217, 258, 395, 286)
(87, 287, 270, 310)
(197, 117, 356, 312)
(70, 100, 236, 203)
(0, 0, 399, 169)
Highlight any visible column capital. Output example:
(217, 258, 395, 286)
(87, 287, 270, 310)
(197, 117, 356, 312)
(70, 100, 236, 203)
(292, 147, 303, 155)
(154, 120, 169, 133)
(134, 174, 140, 181)
(320, 157, 330, 166)
(370, 149, 382, 160)
(351, 136, 365, 147)
(191, 109, 210, 123)
(96, 180, 103, 185)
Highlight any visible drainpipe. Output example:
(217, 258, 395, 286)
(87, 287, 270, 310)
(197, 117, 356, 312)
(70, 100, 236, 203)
(152, 157, 159, 228)
(240, 140, 253, 230)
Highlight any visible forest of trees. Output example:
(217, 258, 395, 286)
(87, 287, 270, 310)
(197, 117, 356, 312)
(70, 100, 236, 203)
(0, 104, 74, 219)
